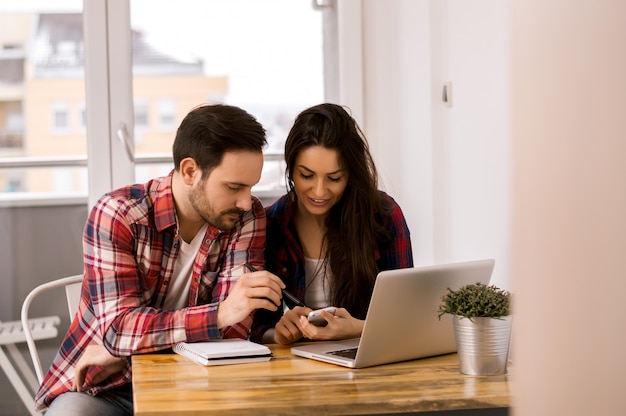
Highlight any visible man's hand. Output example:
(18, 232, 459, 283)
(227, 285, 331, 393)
(74, 344, 127, 392)
(274, 306, 312, 344)
(217, 269, 285, 329)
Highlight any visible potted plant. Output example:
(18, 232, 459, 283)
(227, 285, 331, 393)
(438, 282, 512, 375)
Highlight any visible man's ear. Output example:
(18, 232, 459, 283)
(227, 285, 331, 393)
(179, 158, 200, 185)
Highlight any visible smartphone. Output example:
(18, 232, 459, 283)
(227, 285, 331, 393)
(307, 306, 336, 327)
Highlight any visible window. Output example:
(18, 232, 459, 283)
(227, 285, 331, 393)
(134, 100, 148, 130)
(51, 102, 70, 134)
(0, 0, 333, 202)
(0, 4, 86, 195)
(6, 104, 23, 132)
(2, 102, 23, 149)
(156, 99, 176, 132)
(126, 0, 326, 197)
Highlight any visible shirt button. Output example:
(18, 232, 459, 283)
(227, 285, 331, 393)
(205, 239, 211, 244)
(163, 280, 169, 285)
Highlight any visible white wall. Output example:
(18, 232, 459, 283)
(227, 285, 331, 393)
(443, 0, 511, 289)
(361, 0, 436, 268)
(343, 0, 512, 288)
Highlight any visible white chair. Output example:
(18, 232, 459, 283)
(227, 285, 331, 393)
(0, 274, 83, 415)
(1, 318, 57, 416)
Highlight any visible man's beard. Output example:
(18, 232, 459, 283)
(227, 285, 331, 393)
(189, 186, 245, 231)
(210, 208, 246, 231)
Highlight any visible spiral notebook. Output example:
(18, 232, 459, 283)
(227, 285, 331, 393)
(174, 338, 271, 366)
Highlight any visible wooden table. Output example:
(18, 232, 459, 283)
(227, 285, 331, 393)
(131, 343, 510, 415)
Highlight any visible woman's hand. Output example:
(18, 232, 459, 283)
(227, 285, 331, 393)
(298, 307, 364, 341)
(273, 306, 312, 344)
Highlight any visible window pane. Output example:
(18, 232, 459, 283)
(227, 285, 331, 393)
(0, 2, 86, 196)
(130, 0, 324, 193)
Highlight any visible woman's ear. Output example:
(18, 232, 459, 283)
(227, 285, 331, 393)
(179, 157, 200, 185)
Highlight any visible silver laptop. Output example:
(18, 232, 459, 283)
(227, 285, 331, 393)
(291, 259, 495, 368)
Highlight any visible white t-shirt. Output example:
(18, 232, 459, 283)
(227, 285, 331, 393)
(304, 257, 331, 309)
(164, 223, 209, 310)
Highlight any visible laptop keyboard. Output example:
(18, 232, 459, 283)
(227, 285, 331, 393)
(327, 347, 358, 359)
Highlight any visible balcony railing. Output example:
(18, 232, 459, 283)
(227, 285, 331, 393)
(0, 152, 285, 206)
(0, 152, 284, 168)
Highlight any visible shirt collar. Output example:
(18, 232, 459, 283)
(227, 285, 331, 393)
(153, 171, 177, 232)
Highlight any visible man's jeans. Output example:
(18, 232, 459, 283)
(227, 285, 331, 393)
(44, 383, 133, 416)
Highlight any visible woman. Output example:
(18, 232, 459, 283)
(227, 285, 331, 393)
(251, 103, 413, 344)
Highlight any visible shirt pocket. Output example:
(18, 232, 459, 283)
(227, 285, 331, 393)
(137, 263, 161, 293)
(198, 270, 219, 303)
(202, 270, 219, 285)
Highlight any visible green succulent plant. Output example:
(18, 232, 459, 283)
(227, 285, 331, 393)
(438, 282, 510, 320)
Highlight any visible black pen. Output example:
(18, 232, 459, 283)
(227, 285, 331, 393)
(243, 263, 308, 308)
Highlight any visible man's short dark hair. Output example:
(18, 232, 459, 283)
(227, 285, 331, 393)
(172, 104, 267, 176)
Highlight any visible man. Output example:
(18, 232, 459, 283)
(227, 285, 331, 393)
(38, 104, 285, 415)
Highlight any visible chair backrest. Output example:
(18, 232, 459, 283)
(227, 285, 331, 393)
(65, 280, 82, 319)
(20, 274, 84, 384)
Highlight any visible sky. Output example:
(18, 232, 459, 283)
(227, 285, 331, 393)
(130, 0, 324, 105)
(1, 0, 324, 106)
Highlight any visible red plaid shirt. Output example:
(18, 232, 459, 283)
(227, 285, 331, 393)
(35, 171, 266, 410)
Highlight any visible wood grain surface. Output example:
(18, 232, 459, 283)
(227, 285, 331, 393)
(132, 343, 510, 415)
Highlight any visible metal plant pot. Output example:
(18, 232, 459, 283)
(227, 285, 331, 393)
(452, 315, 512, 375)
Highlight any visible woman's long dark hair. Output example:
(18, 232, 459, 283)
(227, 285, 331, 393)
(285, 103, 391, 319)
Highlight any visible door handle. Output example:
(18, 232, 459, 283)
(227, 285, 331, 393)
(116, 123, 135, 162)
